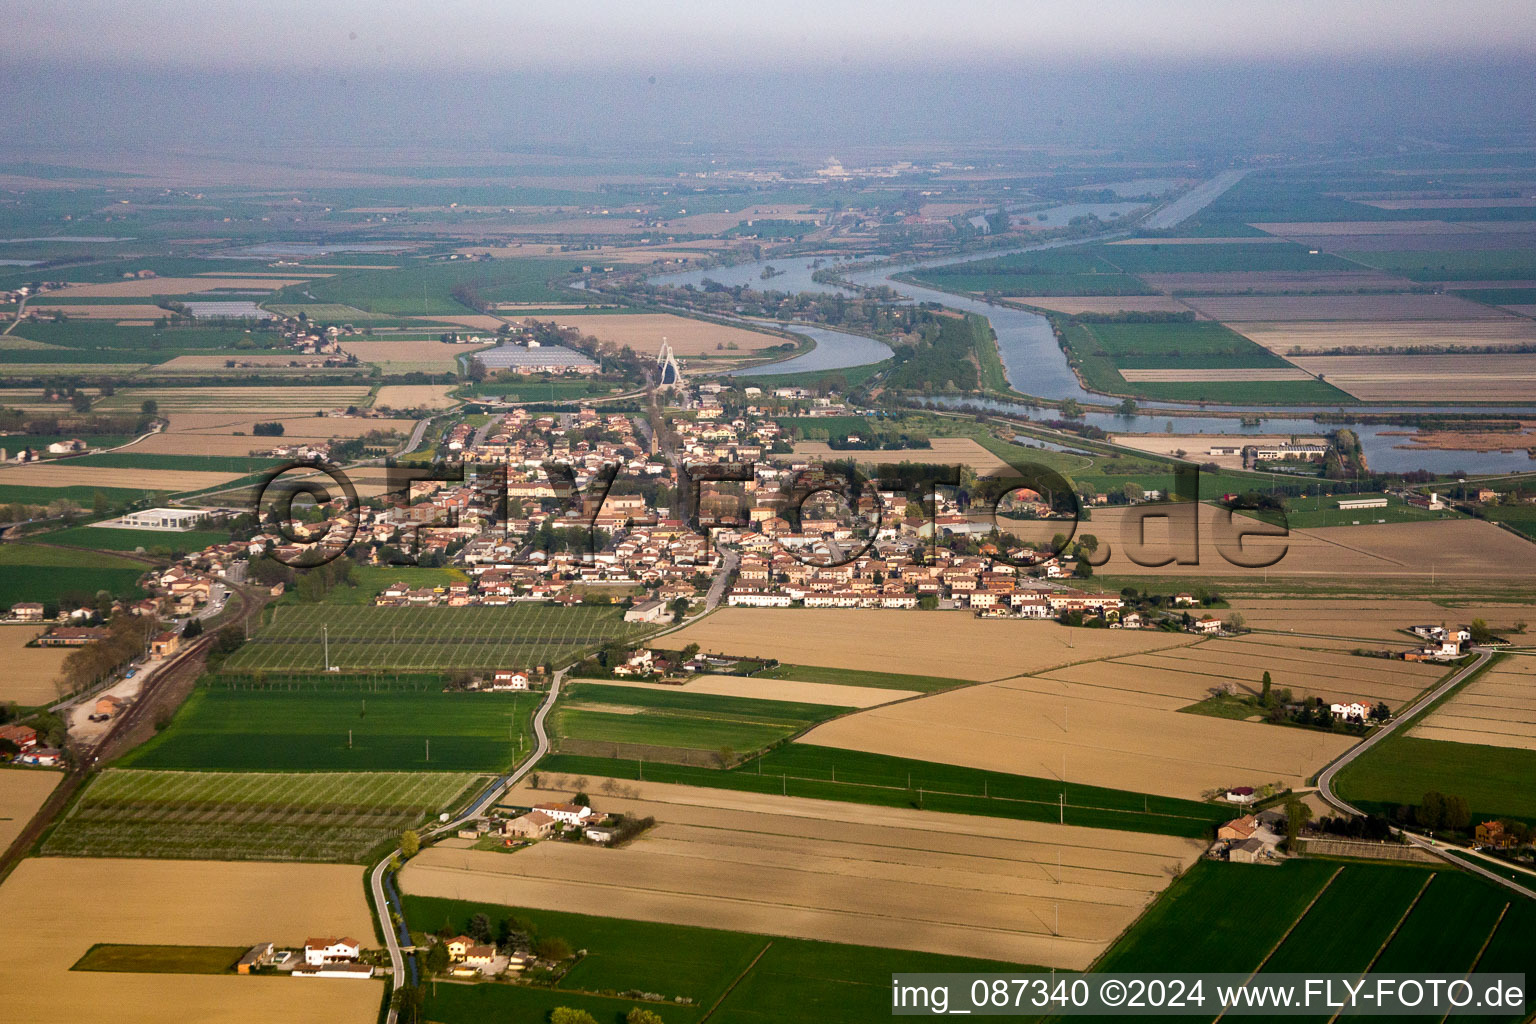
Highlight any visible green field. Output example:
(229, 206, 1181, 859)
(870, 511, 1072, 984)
(117, 678, 537, 771)
(300, 565, 470, 605)
(1480, 503, 1536, 541)
(44, 769, 480, 862)
(537, 744, 1229, 838)
(60, 453, 282, 473)
(1096, 858, 1532, 1021)
(264, 302, 389, 321)
(73, 944, 245, 975)
(774, 415, 873, 439)
(224, 603, 651, 673)
(1456, 287, 1536, 307)
(41, 524, 234, 553)
(1342, 250, 1536, 282)
(1095, 241, 1360, 274)
(1262, 493, 1463, 530)
(403, 896, 1038, 1024)
(0, 483, 160, 507)
(296, 258, 576, 315)
(0, 542, 146, 606)
(1059, 319, 1353, 404)
(1334, 733, 1536, 824)
(554, 682, 847, 757)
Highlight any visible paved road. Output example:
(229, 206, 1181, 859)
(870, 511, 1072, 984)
(400, 417, 431, 456)
(705, 549, 738, 612)
(370, 668, 565, 1021)
(1313, 648, 1536, 899)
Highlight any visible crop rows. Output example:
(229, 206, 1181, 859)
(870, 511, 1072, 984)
(44, 770, 482, 863)
(224, 604, 649, 673)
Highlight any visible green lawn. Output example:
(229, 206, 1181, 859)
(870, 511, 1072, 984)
(757, 662, 969, 692)
(1271, 493, 1464, 530)
(294, 565, 470, 605)
(403, 896, 1039, 1024)
(0, 542, 145, 605)
(118, 678, 537, 772)
(1480, 503, 1536, 541)
(538, 744, 1229, 838)
(1335, 733, 1536, 825)
(59, 453, 282, 472)
(72, 944, 245, 975)
(1342, 250, 1536, 282)
(554, 682, 846, 756)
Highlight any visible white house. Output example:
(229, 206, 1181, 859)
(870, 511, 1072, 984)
(303, 937, 361, 966)
(532, 801, 594, 826)
(491, 671, 529, 691)
(1329, 701, 1372, 721)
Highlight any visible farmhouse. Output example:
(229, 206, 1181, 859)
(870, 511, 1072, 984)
(444, 935, 474, 961)
(9, 603, 44, 621)
(532, 801, 594, 826)
(1191, 616, 1223, 635)
(1329, 701, 1372, 721)
(1223, 786, 1256, 804)
(0, 724, 38, 749)
(303, 937, 361, 966)
(490, 671, 529, 691)
(503, 810, 556, 839)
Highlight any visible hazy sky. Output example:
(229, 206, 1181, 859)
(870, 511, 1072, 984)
(7, 1, 1536, 70)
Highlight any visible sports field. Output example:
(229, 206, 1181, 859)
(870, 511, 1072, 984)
(404, 897, 1032, 1024)
(553, 681, 849, 761)
(406, 775, 1204, 969)
(0, 857, 379, 1024)
(1099, 858, 1534, 1017)
(44, 769, 480, 862)
(118, 680, 537, 771)
(224, 603, 649, 673)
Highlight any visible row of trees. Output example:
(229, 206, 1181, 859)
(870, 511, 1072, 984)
(57, 612, 159, 695)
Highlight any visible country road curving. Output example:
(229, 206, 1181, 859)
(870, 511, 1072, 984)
(370, 668, 565, 1021)
(1314, 648, 1536, 900)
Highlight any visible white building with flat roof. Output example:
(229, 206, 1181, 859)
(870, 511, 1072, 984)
(109, 508, 206, 531)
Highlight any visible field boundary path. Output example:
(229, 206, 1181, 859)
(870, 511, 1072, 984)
(370, 668, 565, 1023)
(1316, 648, 1536, 901)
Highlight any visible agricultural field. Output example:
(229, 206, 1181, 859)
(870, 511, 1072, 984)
(0, 767, 60, 850)
(789, 436, 1011, 475)
(1284, 352, 1536, 401)
(405, 775, 1204, 969)
(404, 897, 1031, 1024)
(224, 603, 652, 673)
(1110, 433, 1327, 470)
(544, 312, 785, 356)
(1226, 597, 1536, 641)
(1413, 655, 1536, 750)
(665, 609, 1198, 681)
(796, 647, 1360, 798)
(0, 462, 246, 493)
(342, 341, 487, 374)
(373, 384, 462, 409)
(1057, 320, 1351, 403)
(37, 276, 319, 298)
(552, 681, 850, 762)
(1138, 269, 1412, 293)
(40, 525, 235, 554)
(95, 386, 372, 414)
(585, 673, 919, 707)
(1070, 505, 1536, 581)
(1180, 292, 1509, 321)
(1097, 856, 1532, 1016)
(44, 769, 481, 862)
(1007, 295, 1193, 315)
(73, 944, 249, 974)
(134, 412, 417, 457)
(0, 857, 380, 1024)
(296, 258, 575, 314)
(0, 542, 147, 608)
(117, 679, 537, 771)
(0, 625, 70, 704)
(538, 743, 1231, 837)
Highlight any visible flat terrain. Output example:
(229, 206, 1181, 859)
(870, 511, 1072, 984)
(790, 436, 1013, 475)
(0, 463, 246, 492)
(404, 776, 1203, 969)
(1286, 352, 1536, 401)
(537, 312, 784, 356)
(134, 413, 418, 457)
(225, 603, 649, 673)
(47, 276, 318, 297)
(1110, 433, 1327, 470)
(96, 387, 372, 414)
(1237, 318, 1536, 353)
(341, 341, 488, 374)
(665, 609, 1197, 681)
(1118, 367, 1315, 382)
(797, 651, 1357, 798)
(1228, 597, 1536, 640)
(373, 384, 461, 409)
(0, 767, 60, 851)
(118, 682, 536, 771)
(582, 674, 919, 707)
(0, 543, 147, 607)
(1138, 269, 1412, 292)
(1071, 505, 1536, 580)
(1413, 654, 1536, 750)
(1181, 292, 1509, 321)
(0, 624, 70, 704)
(1006, 295, 1194, 314)
(1098, 856, 1534, 1014)
(44, 769, 479, 862)
(0, 857, 378, 1024)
